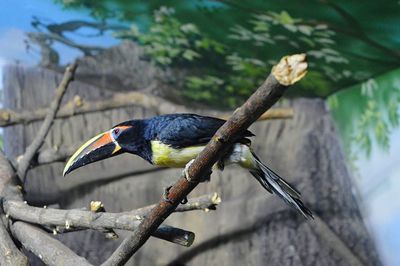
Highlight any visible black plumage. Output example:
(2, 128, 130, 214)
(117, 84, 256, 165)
(144, 113, 254, 148)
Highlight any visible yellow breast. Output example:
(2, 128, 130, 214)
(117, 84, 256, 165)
(151, 140, 205, 168)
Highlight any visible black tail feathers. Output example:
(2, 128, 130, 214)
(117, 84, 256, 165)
(249, 153, 313, 219)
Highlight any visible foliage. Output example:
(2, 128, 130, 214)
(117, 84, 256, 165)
(115, 7, 224, 65)
(53, 0, 400, 98)
(52, 0, 400, 154)
(112, 6, 351, 107)
(329, 70, 400, 158)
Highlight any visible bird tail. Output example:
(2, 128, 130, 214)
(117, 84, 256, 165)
(245, 151, 313, 219)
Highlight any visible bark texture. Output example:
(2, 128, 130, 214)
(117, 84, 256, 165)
(2, 41, 380, 266)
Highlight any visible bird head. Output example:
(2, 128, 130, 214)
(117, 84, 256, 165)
(63, 121, 142, 176)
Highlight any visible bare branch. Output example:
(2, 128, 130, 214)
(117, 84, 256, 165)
(0, 151, 28, 265)
(1, 145, 95, 265)
(133, 193, 221, 218)
(0, 216, 28, 266)
(102, 53, 308, 266)
(4, 193, 221, 247)
(30, 146, 77, 166)
(11, 221, 92, 266)
(17, 62, 78, 181)
(0, 90, 293, 127)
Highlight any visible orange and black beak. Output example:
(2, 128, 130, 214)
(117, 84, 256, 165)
(63, 131, 122, 176)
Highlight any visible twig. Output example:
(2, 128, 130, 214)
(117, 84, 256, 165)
(29, 146, 77, 167)
(3, 193, 221, 247)
(17, 62, 78, 182)
(90, 201, 118, 239)
(102, 53, 308, 266)
(11, 221, 92, 266)
(0, 90, 293, 127)
(133, 193, 221, 217)
(12, 145, 77, 169)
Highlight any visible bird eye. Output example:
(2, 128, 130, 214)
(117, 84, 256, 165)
(113, 128, 120, 135)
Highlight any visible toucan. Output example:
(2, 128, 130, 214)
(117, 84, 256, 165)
(63, 113, 313, 218)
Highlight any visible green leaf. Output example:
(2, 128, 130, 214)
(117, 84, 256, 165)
(182, 49, 200, 61)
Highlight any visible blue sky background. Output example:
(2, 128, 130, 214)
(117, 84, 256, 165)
(0, 1, 399, 265)
(0, 0, 120, 66)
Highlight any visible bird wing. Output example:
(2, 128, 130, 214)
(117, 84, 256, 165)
(154, 114, 254, 148)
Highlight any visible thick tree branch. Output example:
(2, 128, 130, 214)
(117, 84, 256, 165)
(17, 62, 78, 182)
(0, 91, 293, 127)
(102, 53, 308, 266)
(4, 200, 193, 246)
(4, 192, 220, 247)
(0, 152, 28, 265)
(1, 147, 93, 265)
(11, 221, 92, 266)
(0, 216, 28, 266)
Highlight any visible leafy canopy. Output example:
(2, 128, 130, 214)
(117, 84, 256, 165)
(54, 0, 400, 107)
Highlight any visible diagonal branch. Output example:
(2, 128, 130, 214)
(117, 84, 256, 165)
(0, 148, 95, 265)
(11, 221, 92, 266)
(102, 53, 308, 266)
(17, 62, 78, 182)
(0, 152, 28, 265)
(0, 215, 28, 266)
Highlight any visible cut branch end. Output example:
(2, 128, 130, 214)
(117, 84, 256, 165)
(272, 53, 308, 86)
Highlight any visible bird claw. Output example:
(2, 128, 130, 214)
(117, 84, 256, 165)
(216, 159, 225, 171)
(183, 159, 212, 183)
(180, 197, 188, 204)
(163, 185, 188, 204)
(163, 185, 174, 204)
(183, 159, 195, 182)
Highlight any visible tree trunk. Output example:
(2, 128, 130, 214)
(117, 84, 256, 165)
(2, 42, 381, 266)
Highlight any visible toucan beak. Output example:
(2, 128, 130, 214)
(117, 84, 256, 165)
(63, 131, 122, 176)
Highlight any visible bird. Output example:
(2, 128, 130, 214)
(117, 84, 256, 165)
(63, 113, 313, 219)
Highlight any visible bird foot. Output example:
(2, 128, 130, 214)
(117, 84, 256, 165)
(183, 159, 212, 183)
(163, 185, 188, 204)
(182, 159, 213, 184)
(183, 159, 196, 182)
